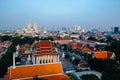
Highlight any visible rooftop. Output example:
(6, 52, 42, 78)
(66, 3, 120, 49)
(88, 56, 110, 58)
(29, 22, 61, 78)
(4, 62, 70, 80)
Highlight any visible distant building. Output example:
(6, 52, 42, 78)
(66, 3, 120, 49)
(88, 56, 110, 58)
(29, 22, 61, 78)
(53, 38, 72, 45)
(114, 27, 120, 34)
(43, 27, 47, 34)
(70, 32, 80, 39)
(24, 22, 39, 34)
(75, 25, 81, 31)
(74, 25, 86, 33)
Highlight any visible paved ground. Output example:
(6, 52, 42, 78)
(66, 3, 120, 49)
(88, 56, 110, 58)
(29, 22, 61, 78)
(60, 58, 75, 71)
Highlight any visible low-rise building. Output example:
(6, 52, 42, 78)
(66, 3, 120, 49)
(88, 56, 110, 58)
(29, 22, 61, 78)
(53, 38, 72, 45)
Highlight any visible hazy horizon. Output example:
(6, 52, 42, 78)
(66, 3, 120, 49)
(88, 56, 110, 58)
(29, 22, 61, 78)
(0, 0, 120, 30)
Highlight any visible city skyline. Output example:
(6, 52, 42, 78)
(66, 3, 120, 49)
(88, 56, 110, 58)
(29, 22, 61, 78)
(0, 0, 120, 30)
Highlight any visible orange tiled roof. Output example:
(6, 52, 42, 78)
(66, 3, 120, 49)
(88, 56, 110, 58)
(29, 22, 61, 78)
(71, 43, 77, 49)
(75, 43, 91, 53)
(94, 51, 114, 59)
(5, 63, 70, 80)
(23, 74, 70, 80)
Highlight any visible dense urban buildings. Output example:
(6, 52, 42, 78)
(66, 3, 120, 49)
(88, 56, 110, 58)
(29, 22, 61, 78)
(4, 41, 70, 80)
(0, 23, 120, 80)
(1, 0, 120, 80)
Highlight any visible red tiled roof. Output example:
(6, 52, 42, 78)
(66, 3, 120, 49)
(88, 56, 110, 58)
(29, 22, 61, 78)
(19, 44, 31, 52)
(0, 41, 11, 47)
(38, 41, 51, 47)
(71, 43, 77, 49)
(77, 43, 83, 47)
(82, 49, 91, 53)
(107, 52, 113, 58)
(36, 41, 58, 55)
(79, 63, 89, 68)
(4, 63, 70, 80)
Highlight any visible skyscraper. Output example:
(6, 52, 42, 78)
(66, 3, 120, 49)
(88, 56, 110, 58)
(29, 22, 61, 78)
(114, 27, 120, 34)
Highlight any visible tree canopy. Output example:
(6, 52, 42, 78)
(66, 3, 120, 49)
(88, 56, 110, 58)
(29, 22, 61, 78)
(87, 36, 98, 41)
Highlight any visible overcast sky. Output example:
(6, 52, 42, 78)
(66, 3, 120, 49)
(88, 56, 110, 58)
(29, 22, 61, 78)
(0, 0, 120, 30)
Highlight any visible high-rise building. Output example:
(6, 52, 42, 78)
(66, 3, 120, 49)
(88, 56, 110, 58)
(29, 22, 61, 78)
(74, 25, 81, 31)
(114, 27, 120, 34)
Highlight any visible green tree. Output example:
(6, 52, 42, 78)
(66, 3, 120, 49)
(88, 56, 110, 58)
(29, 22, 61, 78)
(67, 73, 79, 80)
(0, 44, 16, 78)
(21, 36, 34, 44)
(109, 40, 120, 61)
(0, 35, 12, 42)
(87, 36, 98, 41)
(12, 36, 22, 45)
(88, 58, 104, 71)
(88, 58, 117, 72)
(34, 37, 39, 41)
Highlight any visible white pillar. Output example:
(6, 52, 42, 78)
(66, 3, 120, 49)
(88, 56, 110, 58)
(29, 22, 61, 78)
(38, 57, 40, 64)
(48, 55, 50, 63)
(32, 56, 35, 64)
(36, 57, 39, 64)
(13, 53, 16, 69)
(50, 55, 52, 63)
(39, 56, 41, 64)
(44, 55, 46, 64)
(41, 56, 43, 64)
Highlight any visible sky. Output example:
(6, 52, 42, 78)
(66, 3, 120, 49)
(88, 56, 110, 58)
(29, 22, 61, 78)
(0, 0, 120, 30)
